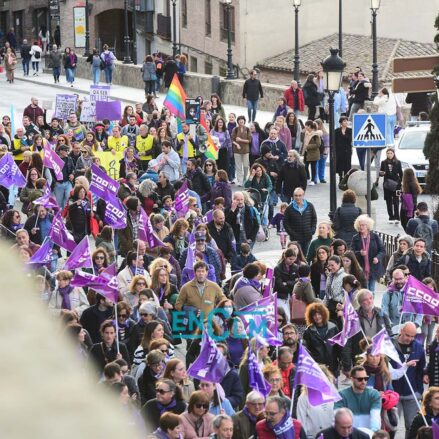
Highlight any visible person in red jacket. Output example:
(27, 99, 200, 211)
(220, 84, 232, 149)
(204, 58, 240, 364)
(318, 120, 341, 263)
(283, 81, 305, 115)
(256, 396, 306, 439)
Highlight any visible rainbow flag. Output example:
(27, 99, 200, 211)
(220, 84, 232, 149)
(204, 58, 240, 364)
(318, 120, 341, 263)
(200, 112, 219, 160)
(163, 74, 187, 120)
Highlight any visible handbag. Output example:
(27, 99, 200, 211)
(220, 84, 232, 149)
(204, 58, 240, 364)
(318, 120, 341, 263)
(90, 216, 99, 238)
(290, 294, 307, 323)
(383, 178, 398, 192)
(256, 225, 266, 242)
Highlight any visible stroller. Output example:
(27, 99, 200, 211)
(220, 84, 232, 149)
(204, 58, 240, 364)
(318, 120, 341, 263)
(245, 187, 270, 241)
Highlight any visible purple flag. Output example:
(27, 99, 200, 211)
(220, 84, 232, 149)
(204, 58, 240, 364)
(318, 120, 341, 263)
(104, 194, 127, 229)
(263, 268, 274, 298)
(71, 270, 105, 289)
(94, 263, 119, 303)
(238, 294, 282, 346)
(48, 212, 77, 252)
(185, 233, 196, 270)
(328, 292, 361, 347)
(371, 328, 403, 366)
(433, 419, 439, 439)
(187, 331, 231, 382)
(138, 207, 165, 249)
(27, 238, 54, 266)
(96, 100, 122, 121)
(402, 275, 439, 317)
(195, 209, 214, 226)
(33, 183, 59, 211)
(43, 144, 65, 181)
(90, 164, 119, 200)
(248, 349, 271, 397)
(0, 153, 27, 188)
(63, 236, 93, 271)
(295, 343, 342, 406)
(174, 181, 190, 218)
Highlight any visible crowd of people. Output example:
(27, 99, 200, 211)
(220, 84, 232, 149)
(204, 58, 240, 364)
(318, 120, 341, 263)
(0, 37, 439, 439)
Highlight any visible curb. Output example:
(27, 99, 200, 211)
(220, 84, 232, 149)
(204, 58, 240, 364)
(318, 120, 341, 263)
(13, 76, 140, 106)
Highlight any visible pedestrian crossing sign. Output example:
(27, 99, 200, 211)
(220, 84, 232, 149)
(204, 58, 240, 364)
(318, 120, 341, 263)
(353, 113, 387, 147)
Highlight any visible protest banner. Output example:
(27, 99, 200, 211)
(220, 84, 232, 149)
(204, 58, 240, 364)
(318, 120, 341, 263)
(94, 151, 124, 180)
(54, 94, 77, 121)
(96, 100, 122, 121)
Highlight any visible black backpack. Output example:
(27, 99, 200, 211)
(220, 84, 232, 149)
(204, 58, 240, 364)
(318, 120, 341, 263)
(34, 50, 41, 59)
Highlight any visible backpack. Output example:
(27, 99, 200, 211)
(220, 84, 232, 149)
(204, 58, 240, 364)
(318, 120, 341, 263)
(413, 218, 434, 252)
(103, 52, 112, 66)
(34, 50, 41, 59)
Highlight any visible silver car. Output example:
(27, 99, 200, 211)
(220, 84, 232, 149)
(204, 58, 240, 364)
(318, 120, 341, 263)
(394, 122, 429, 185)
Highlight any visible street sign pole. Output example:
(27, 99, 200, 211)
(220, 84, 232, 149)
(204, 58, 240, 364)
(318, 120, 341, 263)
(366, 148, 371, 217)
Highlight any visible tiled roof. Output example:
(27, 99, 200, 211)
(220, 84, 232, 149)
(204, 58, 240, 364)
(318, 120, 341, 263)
(257, 33, 438, 83)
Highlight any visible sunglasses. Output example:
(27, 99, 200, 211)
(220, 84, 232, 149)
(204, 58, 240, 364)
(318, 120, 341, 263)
(205, 164, 213, 167)
(140, 313, 150, 317)
(195, 403, 209, 409)
(156, 388, 171, 395)
(95, 256, 105, 260)
(119, 314, 128, 319)
(136, 281, 146, 286)
(353, 376, 369, 382)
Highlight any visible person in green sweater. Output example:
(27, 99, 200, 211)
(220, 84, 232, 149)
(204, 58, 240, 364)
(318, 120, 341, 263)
(335, 365, 382, 432)
(306, 220, 334, 263)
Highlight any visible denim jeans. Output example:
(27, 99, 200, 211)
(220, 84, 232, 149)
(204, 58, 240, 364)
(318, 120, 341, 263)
(104, 65, 113, 84)
(366, 278, 376, 293)
(228, 155, 236, 182)
(54, 181, 72, 210)
(386, 113, 397, 146)
(22, 59, 30, 75)
(247, 100, 258, 122)
(53, 66, 60, 80)
(317, 154, 327, 182)
(32, 61, 40, 73)
(92, 66, 100, 85)
(356, 148, 366, 171)
(156, 76, 162, 94)
(66, 67, 74, 83)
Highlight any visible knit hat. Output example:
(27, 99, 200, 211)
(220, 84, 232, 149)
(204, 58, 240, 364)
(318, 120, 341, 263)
(139, 302, 157, 317)
(398, 234, 414, 248)
(260, 144, 271, 156)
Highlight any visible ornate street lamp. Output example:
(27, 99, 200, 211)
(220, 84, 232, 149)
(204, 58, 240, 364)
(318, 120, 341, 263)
(370, 0, 381, 97)
(123, 0, 133, 64)
(225, 0, 235, 79)
(171, 0, 178, 58)
(293, 0, 301, 82)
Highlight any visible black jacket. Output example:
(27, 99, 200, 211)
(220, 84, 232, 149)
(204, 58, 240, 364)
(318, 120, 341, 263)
(303, 80, 320, 107)
(186, 168, 211, 202)
(242, 78, 263, 101)
(274, 262, 299, 300)
(89, 341, 130, 378)
(56, 155, 75, 184)
(142, 398, 186, 430)
(407, 412, 433, 439)
(20, 44, 31, 60)
(138, 365, 160, 406)
(310, 260, 328, 299)
(426, 339, 439, 387)
(317, 426, 370, 439)
(396, 249, 431, 281)
(276, 161, 307, 197)
(380, 159, 403, 192)
(283, 201, 317, 242)
(80, 304, 113, 343)
(351, 232, 386, 281)
(207, 220, 235, 262)
(225, 205, 259, 244)
(302, 322, 342, 375)
(221, 366, 244, 410)
(405, 92, 431, 117)
(351, 80, 370, 104)
(333, 202, 362, 246)
(156, 181, 175, 201)
(254, 156, 280, 186)
(163, 59, 178, 88)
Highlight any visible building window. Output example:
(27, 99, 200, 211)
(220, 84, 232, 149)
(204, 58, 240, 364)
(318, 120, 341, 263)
(205, 0, 211, 36)
(182, 0, 187, 28)
(219, 65, 227, 77)
(205, 60, 213, 75)
(191, 56, 198, 72)
(220, 3, 235, 43)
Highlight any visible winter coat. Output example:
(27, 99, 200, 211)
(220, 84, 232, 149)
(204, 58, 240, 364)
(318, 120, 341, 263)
(333, 202, 362, 245)
(207, 221, 235, 262)
(351, 80, 371, 104)
(396, 249, 431, 281)
(256, 418, 305, 439)
(210, 180, 232, 208)
(284, 86, 305, 112)
(225, 205, 259, 244)
(232, 410, 257, 439)
(244, 173, 272, 203)
(180, 411, 215, 439)
(334, 127, 353, 174)
(293, 278, 316, 304)
(232, 126, 252, 155)
(274, 262, 299, 300)
(48, 286, 89, 317)
(260, 138, 288, 162)
(233, 282, 262, 310)
(301, 132, 321, 162)
(276, 161, 307, 197)
(302, 321, 341, 375)
(303, 80, 320, 107)
(311, 260, 327, 298)
(142, 398, 187, 430)
(179, 245, 222, 283)
(49, 50, 62, 68)
(408, 412, 434, 439)
(380, 159, 403, 195)
(141, 61, 156, 81)
(221, 367, 244, 409)
(425, 339, 439, 387)
(29, 45, 42, 63)
(351, 232, 386, 281)
(138, 365, 160, 405)
(283, 201, 317, 242)
(79, 303, 113, 343)
(163, 59, 178, 88)
(186, 168, 211, 202)
(63, 52, 78, 69)
(242, 78, 263, 101)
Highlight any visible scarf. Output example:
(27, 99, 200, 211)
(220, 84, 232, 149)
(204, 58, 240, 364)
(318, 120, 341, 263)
(361, 233, 371, 280)
(267, 411, 295, 439)
(363, 363, 385, 392)
(235, 276, 261, 292)
(58, 285, 74, 310)
(303, 130, 314, 148)
(156, 398, 177, 416)
(243, 406, 258, 424)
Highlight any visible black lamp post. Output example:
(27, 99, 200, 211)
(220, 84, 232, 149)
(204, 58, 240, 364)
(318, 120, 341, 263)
(225, 0, 234, 79)
(171, 0, 178, 58)
(84, 0, 90, 57)
(123, 0, 133, 64)
(371, 0, 380, 97)
(293, 0, 301, 82)
(321, 48, 345, 219)
(338, 0, 343, 57)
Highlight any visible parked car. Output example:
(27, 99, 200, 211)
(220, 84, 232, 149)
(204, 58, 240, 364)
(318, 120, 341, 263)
(394, 121, 429, 185)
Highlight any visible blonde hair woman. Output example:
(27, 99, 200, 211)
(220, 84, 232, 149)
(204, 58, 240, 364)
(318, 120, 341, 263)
(306, 220, 334, 263)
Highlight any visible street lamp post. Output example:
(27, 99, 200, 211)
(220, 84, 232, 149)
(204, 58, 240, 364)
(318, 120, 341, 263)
(321, 48, 345, 219)
(338, 0, 343, 57)
(225, 0, 234, 79)
(123, 0, 133, 64)
(293, 0, 301, 83)
(84, 0, 90, 57)
(370, 0, 380, 97)
(171, 0, 178, 58)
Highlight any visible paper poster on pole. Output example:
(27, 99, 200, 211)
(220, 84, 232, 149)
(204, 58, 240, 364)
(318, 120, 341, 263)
(54, 95, 77, 121)
(73, 7, 86, 48)
(80, 101, 96, 123)
(90, 85, 110, 104)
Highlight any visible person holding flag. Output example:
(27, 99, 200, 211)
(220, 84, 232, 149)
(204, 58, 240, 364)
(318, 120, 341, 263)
(232, 391, 266, 439)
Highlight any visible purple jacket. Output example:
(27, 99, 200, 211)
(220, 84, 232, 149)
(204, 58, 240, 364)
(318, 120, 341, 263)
(210, 180, 232, 208)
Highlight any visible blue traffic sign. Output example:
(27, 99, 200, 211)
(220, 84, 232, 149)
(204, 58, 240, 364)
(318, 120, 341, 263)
(352, 113, 387, 147)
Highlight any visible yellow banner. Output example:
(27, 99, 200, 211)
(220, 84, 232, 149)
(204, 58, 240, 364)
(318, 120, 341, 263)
(94, 151, 124, 180)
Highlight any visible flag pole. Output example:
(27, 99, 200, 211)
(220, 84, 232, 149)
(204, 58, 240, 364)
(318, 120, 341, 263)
(289, 342, 301, 416)
(114, 302, 120, 354)
(34, 205, 40, 229)
(215, 383, 223, 413)
(403, 373, 427, 425)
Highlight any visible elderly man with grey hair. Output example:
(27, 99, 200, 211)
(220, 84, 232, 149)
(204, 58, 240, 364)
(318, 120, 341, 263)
(256, 395, 306, 439)
(317, 408, 370, 439)
(212, 414, 234, 439)
(232, 390, 265, 439)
